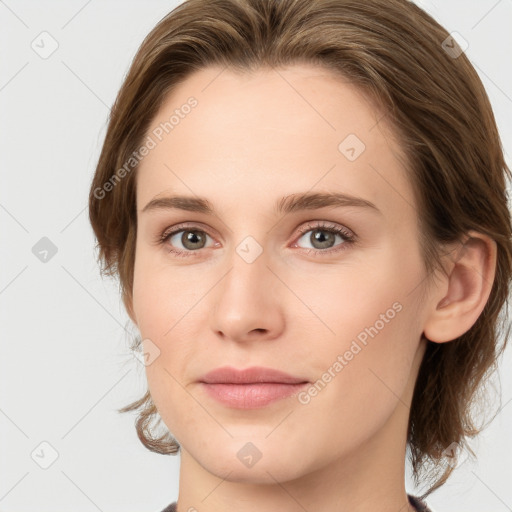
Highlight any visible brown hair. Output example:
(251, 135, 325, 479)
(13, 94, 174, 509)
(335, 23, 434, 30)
(88, 0, 512, 497)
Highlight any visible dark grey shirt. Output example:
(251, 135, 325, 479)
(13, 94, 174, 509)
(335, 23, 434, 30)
(160, 493, 433, 511)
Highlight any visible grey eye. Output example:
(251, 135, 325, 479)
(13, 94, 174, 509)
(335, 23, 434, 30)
(296, 228, 345, 250)
(169, 230, 212, 251)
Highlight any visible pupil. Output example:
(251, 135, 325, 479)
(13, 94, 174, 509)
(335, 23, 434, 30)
(312, 229, 334, 249)
(184, 230, 204, 249)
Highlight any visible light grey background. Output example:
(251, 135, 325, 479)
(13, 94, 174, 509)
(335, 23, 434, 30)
(1, 1, 511, 511)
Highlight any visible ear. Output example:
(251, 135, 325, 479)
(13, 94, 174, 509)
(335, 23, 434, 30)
(423, 230, 497, 343)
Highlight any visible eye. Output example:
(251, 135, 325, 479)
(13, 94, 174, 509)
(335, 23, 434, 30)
(292, 221, 356, 256)
(158, 224, 216, 257)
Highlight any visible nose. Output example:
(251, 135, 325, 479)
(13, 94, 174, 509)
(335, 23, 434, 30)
(209, 245, 285, 344)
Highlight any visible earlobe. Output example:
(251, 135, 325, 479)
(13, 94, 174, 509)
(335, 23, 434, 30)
(423, 231, 497, 343)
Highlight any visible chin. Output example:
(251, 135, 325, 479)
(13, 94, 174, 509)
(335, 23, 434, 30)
(192, 439, 312, 485)
(205, 458, 302, 485)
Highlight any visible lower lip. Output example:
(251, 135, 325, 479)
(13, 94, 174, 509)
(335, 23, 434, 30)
(199, 382, 308, 409)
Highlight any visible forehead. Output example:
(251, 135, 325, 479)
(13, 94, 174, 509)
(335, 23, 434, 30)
(136, 64, 414, 220)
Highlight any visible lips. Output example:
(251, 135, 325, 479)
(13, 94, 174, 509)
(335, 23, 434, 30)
(199, 366, 308, 385)
(198, 366, 309, 409)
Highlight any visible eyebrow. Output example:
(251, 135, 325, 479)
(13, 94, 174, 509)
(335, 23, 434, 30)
(141, 191, 381, 216)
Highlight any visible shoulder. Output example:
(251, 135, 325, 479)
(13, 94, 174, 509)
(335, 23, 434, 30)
(408, 493, 436, 512)
(159, 502, 177, 512)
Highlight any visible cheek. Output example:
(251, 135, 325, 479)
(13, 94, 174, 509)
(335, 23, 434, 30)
(289, 280, 423, 463)
(297, 240, 423, 348)
(299, 242, 425, 406)
(131, 251, 211, 425)
(131, 247, 197, 336)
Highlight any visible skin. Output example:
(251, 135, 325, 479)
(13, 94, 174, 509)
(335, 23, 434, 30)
(127, 64, 496, 512)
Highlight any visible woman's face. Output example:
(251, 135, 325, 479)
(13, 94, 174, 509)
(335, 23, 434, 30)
(131, 64, 431, 483)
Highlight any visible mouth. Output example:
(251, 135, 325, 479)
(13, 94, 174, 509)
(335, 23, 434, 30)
(199, 382, 309, 409)
(198, 366, 309, 409)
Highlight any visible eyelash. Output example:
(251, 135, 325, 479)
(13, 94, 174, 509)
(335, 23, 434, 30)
(155, 221, 356, 258)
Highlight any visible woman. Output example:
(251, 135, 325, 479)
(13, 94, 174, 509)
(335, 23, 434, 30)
(88, 1, 512, 510)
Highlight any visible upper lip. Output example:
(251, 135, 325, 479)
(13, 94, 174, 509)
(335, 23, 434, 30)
(199, 366, 308, 384)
